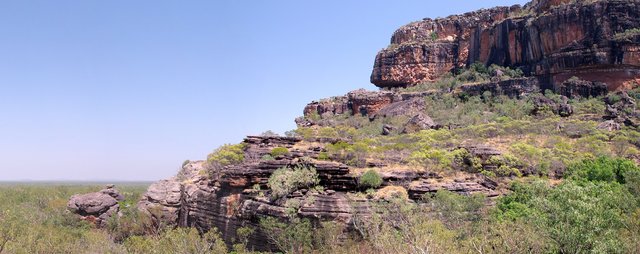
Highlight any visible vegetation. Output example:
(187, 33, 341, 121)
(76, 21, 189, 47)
(614, 28, 640, 40)
(267, 165, 320, 199)
(270, 147, 289, 158)
(358, 170, 383, 189)
(207, 143, 246, 165)
(0, 183, 235, 254)
(254, 156, 640, 253)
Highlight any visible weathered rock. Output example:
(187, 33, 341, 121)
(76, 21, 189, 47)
(408, 177, 499, 200)
(462, 144, 503, 160)
(456, 77, 541, 98)
(531, 94, 574, 117)
(371, 7, 515, 87)
(402, 113, 438, 133)
(598, 120, 622, 131)
(381, 124, 394, 136)
(137, 178, 183, 225)
(371, 0, 640, 93)
(67, 185, 123, 227)
(604, 90, 640, 127)
(557, 78, 608, 98)
(374, 97, 426, 119)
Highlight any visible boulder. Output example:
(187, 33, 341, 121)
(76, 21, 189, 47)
(402, 113, 437, 133)
(67, 185, 123, 227)
(598, 120, 622, 132)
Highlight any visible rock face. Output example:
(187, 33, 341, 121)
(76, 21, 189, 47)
(557, 78, 609, 98)
(371, 0, 640, 92)
(137, 136, 500, 251)
(67, 185, 124, 227)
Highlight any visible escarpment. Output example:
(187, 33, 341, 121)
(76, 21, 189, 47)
(371, 0, 640, 91)
(131, 0, 640, 252)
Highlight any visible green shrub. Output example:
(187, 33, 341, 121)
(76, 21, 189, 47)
(268, 165, 319, 199)
(424, 190, 485, 229)
(495, 180, 636, 253)
(359, 170, 383, 189)
(261, 154, 275, 161)
(317, 152, 330, 161)
(270, 147, 290, 157)
(260, 217, 314, 253)
(207, 143, 245, 167)
(124, 227, 227, 254)
(566, 156, 640, 184)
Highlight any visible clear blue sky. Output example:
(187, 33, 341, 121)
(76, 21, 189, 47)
(0, 0, 527, 181)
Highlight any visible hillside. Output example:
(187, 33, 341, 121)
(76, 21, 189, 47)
(58, 0, 640, 253)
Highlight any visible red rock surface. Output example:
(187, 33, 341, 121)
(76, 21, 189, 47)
(371, 0, 640, 90)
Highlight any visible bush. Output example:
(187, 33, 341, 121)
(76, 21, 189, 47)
(317, 152, 330, 161)
(259, 218, 316, 253)
(359, 170, 383, 189)
(270, 147, 289, 157)
(207, 143, 245, 168)
(124, 227, 227, 254)
(566, 156, 640, 184)
(261, 154, 275, 161)
(268, 165, 319, 199)
(495, 179, 638, 253)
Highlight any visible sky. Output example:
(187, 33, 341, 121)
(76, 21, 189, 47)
(0, 0, 528, 181)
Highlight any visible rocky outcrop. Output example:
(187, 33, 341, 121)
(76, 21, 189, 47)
(301, 89, 396, 121)
(137, 136, 502, 251)
(605, 90, 639, 127)
(456, 77, 541, 98)
(402, 113, 438, 134)
(556, 78, 609, 98)
(67, 185, 124, 227)
(531, 94, 574, 117)
(371, 0, 640, 93)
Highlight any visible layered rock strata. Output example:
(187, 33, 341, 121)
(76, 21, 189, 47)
(371, 0, 640, 91)
(137, 136, 500, 251)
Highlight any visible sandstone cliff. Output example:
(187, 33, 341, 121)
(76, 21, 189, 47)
(371, 0, 640, 91)
(137, 136, 501, 251)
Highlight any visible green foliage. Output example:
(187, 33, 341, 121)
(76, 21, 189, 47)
(566, 156, 640, 184)
(353, 195, 461, 253)
(317, 152, 329, 161)
(260, 217, 314, 253)
(261, 154, 275, 161)
(107, 204, 160, 242)
(181, 160, 190, 168)
(270, 147, 289, 158)
(260, 130, 280, 137)
(268, 165, 319, 199)
(424, 190, 485, 229)
(207, 143, 246, 167)
(124, 227, 227, 254)
(358, 170, 383, 189)
(495, 177, 639, 253)
(0, 184, 147, 253)
(325, 140, 370, 167)
(614, 28, 640, 40)
(429, 31, 438, 41)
